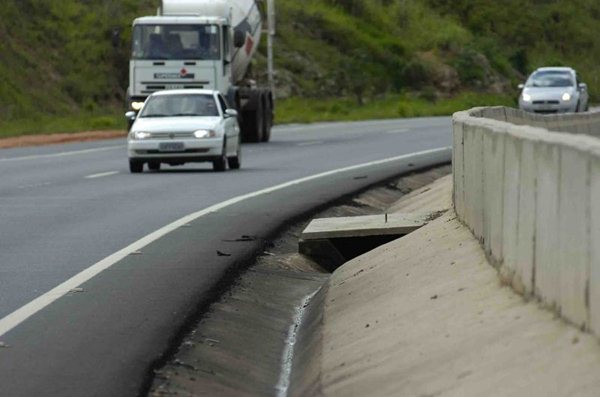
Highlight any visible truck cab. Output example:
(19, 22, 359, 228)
(128, 16, 233, 111)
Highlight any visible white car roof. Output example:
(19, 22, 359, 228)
(150, 89, 219, 97)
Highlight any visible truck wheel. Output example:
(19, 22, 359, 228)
(261, 92, 273, 142)
(129, 160, 143, 173)
(241, 92, 264, 143)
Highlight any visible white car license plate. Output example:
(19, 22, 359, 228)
(166, 84, 184, 89)
(159, 142, 185, 152)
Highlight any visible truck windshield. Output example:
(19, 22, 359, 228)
(132, 24, 220, 60)
(140, 94, 220, 118)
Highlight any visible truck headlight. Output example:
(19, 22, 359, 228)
(562, 93, 572, 102)
(194, 129, 216, 138)
(522, 93, 532, 102)
(132, 131, 151, 140)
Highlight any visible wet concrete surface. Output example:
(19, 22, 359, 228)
(148, 165, 451, 397)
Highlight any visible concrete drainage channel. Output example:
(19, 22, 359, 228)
(148, 165, 451, 397)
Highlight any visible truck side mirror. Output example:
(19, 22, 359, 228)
(234, 30, 245, 48)
(579, 83, 588, 91)
(125, 111, 137, 121)
(518, 84, 525, 90)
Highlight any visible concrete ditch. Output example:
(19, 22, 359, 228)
(147, 166, 451, 396)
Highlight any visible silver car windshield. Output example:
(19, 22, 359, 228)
(526, 71, 574, 88)
(140, 94, 219, 118)
(132, 24, 220, 60)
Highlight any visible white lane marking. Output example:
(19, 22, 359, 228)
(386, 128, 410, 134)
(0, 146, 451, 337)
(297, 140, 324, 147)
(85, 171, 119, 179)
(0, 145, 124, 162)
(17, 182, 51, 190)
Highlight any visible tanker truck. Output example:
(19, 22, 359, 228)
(127, 0, 274, 142)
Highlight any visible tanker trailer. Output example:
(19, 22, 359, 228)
(127, 0, 274, 142)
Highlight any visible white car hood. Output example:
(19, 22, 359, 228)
(132, 116, 221, 133)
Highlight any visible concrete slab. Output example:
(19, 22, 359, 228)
(300, 213, 431, 240)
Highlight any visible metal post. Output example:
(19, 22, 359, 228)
(266, 0, 276, 98)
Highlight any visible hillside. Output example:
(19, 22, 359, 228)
(1, 0, 599, 133)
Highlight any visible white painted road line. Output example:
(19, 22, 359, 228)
(0, 146, 451, 337)
(386, 128, 410, 134)
(297, 140, 324, 147)
(0, 145, 125, 162)
(85, 171, 119, 179)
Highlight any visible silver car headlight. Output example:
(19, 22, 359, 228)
(562, 93, 572, 102)
(131, 131, 151, 140)
(522, 93, 532, 102)
(193, 129, 217, 139)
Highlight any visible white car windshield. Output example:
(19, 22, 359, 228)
(526, 71, 574, 88)
(140, 94, 219, 118)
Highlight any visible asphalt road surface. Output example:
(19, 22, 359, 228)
(0, 117, 451, 396)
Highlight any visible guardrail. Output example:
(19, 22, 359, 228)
(453, 107, 600, 334)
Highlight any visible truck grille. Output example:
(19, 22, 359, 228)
(141, 81, 209, 95)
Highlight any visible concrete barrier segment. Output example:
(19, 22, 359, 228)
(534, 141, 561, 308)
(590, 157, 600, 337)
(514, 139, 537, 295)
(482, 125, 506, 264)
(500, 133, 521, 285)
(452, 118, 465, 219)
(558, 146, 590, 329)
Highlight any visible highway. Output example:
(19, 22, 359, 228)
(0, 117, 451, 396)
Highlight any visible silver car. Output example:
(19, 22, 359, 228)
(126, 90, 241, 173)
(518, 67, 589, 114)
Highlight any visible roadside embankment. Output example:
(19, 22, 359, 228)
(318, 175, 600, 396)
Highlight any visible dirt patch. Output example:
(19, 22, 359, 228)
(0, 130, 126, 149)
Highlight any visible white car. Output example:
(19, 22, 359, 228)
(126, 89, 241, 173)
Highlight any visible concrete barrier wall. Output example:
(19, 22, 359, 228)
(453, 107, 600, 333)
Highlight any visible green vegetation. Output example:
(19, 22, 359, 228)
(276, 93, 514, 124)
(1, 0, 599, 137)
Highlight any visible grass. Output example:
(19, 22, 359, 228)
(0, 111, 124, 139)
(276, 93, 515, 124)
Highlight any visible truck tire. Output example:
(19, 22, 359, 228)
(241, 93, 264, 143)
(261, 91, 273, 142)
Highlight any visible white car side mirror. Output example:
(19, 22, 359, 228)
(225, 109, 238, 118)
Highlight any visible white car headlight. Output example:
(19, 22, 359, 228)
(131, 131, 151, 140)
(522, 93, 532, 102)
(193, 129, 217, 139)
(562, 93, 572, 102)
(131, 102, 144, 111)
